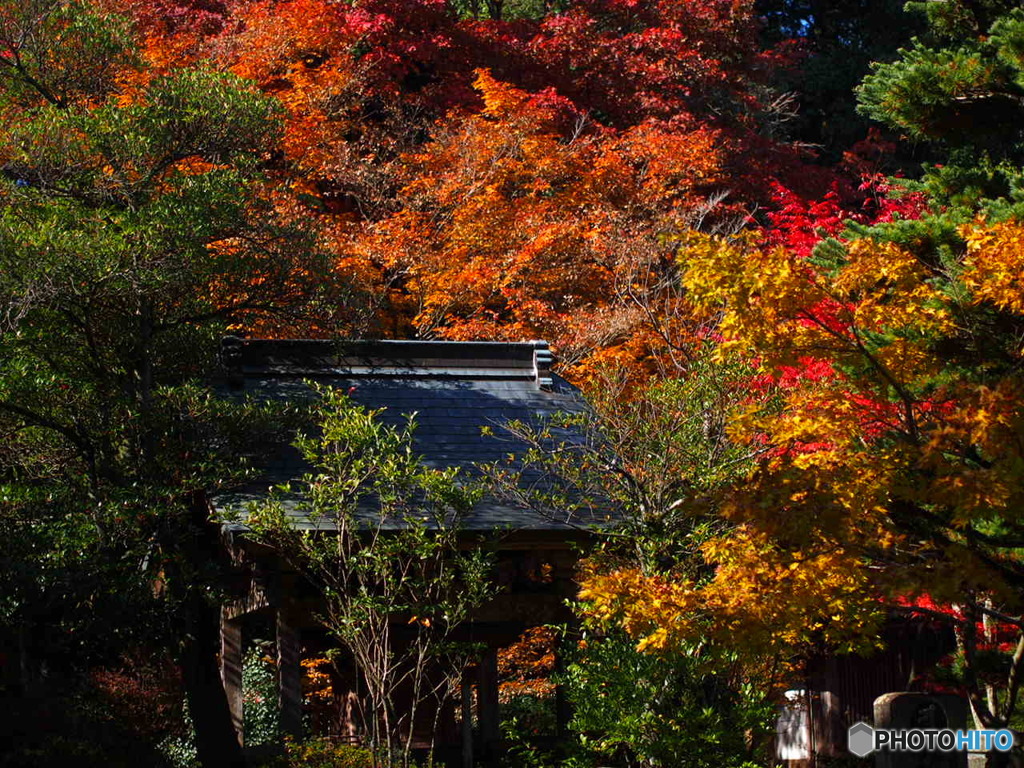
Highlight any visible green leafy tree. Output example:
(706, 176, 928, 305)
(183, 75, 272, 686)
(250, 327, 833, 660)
(0, 1, 349, 765)
(247, 388, 496, 768)
(859, 0, 1024, 154)
(857, 0, 1024, 225)
(483, 355, 781, 768)
(485, 354, 766, 571)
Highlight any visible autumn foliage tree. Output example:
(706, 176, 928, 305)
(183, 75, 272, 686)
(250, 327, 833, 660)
(568, 10, 1024, 767)
(107, 0, 841, 369)
(357, 70, 740, 376)
(5, 0, 978, 762)
(661, 220, 1024, 725)
(582, 2, 1024, 746)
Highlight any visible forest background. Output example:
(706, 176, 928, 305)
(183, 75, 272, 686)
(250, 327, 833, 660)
(4, 0, 1024, 767)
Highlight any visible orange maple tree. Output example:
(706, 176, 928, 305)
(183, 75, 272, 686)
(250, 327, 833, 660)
(354, 70, 736, 377)
(116, 0, 836, 365)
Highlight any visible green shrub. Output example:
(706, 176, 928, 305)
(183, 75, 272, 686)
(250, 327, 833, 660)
(284, 738, 375, 768)
(499, 695, 560, 768)
(244, 646, 282, 746)
(561, 631, 774, 768)
(158, 701, 198, 768)
(502, 691, 557, 741)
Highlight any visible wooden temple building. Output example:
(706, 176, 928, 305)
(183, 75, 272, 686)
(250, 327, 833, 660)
(214, 338, 606, 765)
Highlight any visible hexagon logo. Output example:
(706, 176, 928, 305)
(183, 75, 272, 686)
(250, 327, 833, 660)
(848, 721, 875, 757)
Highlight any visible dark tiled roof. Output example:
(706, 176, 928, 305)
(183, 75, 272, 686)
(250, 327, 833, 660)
(216, 338, 614, 532)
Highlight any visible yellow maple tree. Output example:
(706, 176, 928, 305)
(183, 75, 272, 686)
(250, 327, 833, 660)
(581, 221, 1024, 670)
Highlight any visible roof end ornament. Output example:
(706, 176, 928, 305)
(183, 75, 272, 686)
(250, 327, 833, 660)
(220, 335, 245, 391)
(532, 340, 554, 391)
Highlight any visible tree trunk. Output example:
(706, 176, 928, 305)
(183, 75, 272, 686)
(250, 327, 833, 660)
(181, 589, 247, 768)
(171, 491, 247, 768)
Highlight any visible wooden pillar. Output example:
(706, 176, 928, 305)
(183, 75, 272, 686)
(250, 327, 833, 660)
(461, 675, 474, 768)
(277, 608, 303, 739)
(477, 648, 500, 749)
(220, 611, 244, 745)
